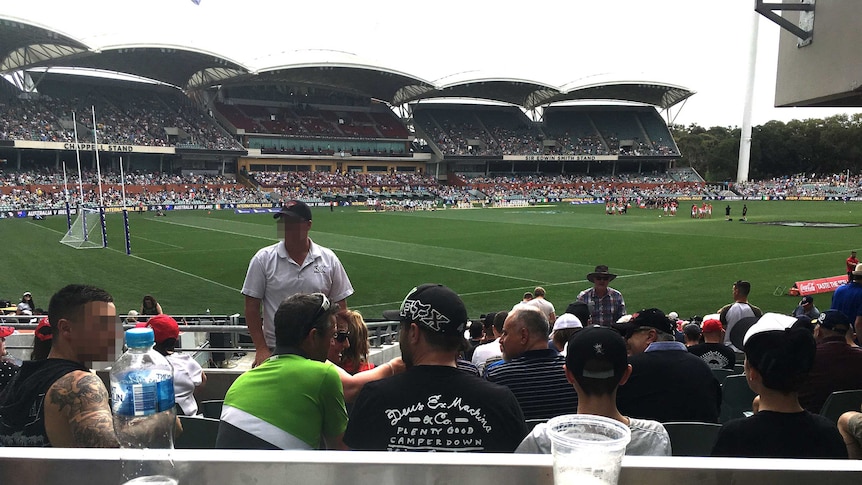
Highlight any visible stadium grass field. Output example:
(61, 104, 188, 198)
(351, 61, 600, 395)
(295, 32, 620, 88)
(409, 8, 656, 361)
(3, 200, 861, 322)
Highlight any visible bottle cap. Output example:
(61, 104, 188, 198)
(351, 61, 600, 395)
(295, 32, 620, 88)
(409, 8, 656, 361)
(125, 327, 155, 348)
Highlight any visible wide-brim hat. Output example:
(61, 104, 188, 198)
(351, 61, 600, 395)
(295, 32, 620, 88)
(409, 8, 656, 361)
(587, 265, 617, 283)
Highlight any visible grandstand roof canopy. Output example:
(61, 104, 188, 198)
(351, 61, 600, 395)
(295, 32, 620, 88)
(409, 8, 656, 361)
(0, 15, 694, 111)
(220, 50, 436, 106)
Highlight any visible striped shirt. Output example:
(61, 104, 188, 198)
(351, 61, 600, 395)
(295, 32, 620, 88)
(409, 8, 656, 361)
(484, 349, 577, 421)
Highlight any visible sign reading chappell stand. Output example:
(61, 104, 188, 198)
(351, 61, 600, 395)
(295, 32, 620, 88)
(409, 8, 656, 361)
(13, 140, 175, 154)
(795, 275, 848, 296)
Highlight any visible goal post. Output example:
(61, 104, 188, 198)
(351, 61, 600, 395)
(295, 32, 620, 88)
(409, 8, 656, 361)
(60, 206, 107, 249)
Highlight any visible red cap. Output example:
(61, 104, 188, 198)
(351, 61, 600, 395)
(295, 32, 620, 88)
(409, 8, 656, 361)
(137, 314, 180, 343)
(35, 317, 53, 341)
(701, 318, 724, 333)
(0, 326, 14, 338)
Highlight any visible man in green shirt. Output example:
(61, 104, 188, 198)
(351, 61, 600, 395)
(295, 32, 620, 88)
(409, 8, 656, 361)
(217, 292, 347, 450)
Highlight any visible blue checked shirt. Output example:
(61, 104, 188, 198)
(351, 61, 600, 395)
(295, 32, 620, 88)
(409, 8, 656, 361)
(577, 287, 626, 326)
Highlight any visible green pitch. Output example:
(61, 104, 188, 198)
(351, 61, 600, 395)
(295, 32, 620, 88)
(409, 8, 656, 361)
(3, 200, 860, 321)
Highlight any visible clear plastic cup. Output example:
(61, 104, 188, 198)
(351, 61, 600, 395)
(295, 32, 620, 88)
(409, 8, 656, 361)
(121, 476, 178, 485)
(547, 414, 631, 485)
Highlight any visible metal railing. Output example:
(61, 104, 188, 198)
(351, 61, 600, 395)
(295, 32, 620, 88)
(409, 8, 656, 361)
(2, 315, 401, 357)
(1, 448, 861, 485)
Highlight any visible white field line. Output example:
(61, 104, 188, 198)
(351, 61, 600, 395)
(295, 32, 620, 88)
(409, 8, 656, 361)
(27, 221, 240, 292)
(351, 251, 850, 310)
(39, 218, 846, 309)
(133, 235, 184, 249)
(152, 218, 540, 283)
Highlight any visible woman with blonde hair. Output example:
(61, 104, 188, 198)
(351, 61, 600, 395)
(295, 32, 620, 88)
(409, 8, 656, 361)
(336, 310, 376, 374)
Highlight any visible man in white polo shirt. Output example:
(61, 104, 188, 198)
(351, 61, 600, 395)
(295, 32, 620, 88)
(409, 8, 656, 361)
(243, 200, 354, 366)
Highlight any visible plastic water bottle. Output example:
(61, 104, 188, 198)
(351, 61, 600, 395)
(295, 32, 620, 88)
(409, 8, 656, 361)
(111, 327, 176, 482)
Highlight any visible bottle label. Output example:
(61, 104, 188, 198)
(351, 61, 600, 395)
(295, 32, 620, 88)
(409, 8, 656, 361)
(112, 372, 176, 417)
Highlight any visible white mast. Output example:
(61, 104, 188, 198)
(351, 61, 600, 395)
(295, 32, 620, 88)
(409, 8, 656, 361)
(737, 6, 760, 184)
(72, 111, 85, 206)
(91, 106, 105, 207)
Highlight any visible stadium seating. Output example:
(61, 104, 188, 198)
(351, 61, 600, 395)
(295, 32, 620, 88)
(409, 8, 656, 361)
(663, 421, 723, 456)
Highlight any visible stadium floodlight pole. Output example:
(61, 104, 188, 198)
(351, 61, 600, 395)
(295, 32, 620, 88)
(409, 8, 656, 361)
(736, 6, 759, 184)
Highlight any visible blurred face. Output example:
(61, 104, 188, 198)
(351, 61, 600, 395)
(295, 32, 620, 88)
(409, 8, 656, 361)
(327, 317, 350, 363)
(307, 314, 336, 362)
(278, 217, 311, 241)
(593, 275, 610, 290)
(70, 301, 120, 363)
(0, 336, 6, 357)
(499, 314, 527, 361)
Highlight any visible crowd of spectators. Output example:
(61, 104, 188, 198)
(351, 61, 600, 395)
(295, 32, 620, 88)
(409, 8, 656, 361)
(0, 186, 269, 212)
(2, 168, 861, 212)
(415, 110, 681, 157)
(217, 102, 410, 141)
(456, 173, 719, 201)
(0, 169, 260, 211)
(0, 169, 232, 187)
(0, 91, 242, 151)
(250, 170, 437, 191)
(2, 86, 690, 158)
(734, 173, 862, 198)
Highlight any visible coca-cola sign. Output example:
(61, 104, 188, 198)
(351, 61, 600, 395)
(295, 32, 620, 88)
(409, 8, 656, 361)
(795, 275, 847, 296)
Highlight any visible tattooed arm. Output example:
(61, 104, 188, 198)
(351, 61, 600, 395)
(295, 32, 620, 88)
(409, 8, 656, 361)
(46, 371, 121, 448)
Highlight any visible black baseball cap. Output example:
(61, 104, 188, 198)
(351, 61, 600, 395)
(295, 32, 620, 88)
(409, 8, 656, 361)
(273, 200, 312, 221)
(382, 284, 468, 335)
(613, 308, 674, 338)
(566, 326, 628, 380)
(816, 310, 852, 332)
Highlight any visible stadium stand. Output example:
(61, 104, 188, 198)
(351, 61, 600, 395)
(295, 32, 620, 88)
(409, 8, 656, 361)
(2, 80, 242, 151)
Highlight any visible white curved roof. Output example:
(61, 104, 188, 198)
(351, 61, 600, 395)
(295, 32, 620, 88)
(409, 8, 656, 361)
(0, 16, 693, 109)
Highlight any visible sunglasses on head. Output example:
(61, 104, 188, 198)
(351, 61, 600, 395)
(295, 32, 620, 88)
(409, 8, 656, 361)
(310, 293, 331, 321)
(334, 331, 350, 343)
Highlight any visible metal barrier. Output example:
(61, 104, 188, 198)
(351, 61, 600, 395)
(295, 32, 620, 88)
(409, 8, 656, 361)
(367, 320, 401, 347)
(2, 316, 400, 353)
(0, 448, 860, 485)
(1, 316, 402, 369)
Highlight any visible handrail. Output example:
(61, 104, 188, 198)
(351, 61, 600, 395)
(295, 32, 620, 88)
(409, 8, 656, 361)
(0, 449, 861, 485)
(2, 317, 402, 356)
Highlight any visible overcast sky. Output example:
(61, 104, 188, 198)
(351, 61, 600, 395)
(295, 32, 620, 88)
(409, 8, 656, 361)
(4, 0, 860, 127)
